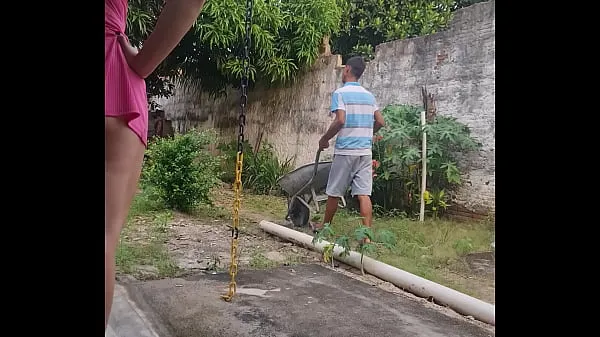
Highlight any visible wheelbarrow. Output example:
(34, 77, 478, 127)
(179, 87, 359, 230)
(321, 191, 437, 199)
(277, 150, 346, 227)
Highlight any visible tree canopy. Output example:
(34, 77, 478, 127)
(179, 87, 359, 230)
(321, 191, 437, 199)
(332, 0, 460, 62)
(127, 0, 343, 98)
(126, 0, 487, 99)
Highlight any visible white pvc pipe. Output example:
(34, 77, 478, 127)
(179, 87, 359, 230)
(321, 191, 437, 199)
(259, 220, 495, 326)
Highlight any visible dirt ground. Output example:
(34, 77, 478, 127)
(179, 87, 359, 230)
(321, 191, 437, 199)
(164, 211, 323, 273)
(160, 188, 496, 299)
(160, 216, 494, 331)
(122, 185, 494, 330)
(209, 188, 494, 304)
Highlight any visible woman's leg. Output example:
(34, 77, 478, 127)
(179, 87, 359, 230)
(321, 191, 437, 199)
(105, 116, 145, 329)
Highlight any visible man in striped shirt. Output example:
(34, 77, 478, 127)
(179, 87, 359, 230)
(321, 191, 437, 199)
(312, 56, 386, 238)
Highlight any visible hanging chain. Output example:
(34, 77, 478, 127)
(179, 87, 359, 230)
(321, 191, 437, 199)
(222, 0, 254, 302)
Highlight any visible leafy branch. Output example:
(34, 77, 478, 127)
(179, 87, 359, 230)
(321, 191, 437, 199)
(127, 0, 343, 98)
(311, 220, 397, 275)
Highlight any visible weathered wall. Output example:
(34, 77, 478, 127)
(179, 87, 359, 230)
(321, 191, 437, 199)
(156, 55, 343, 165)
(361, 1, 495, 215)
(157, 1, 495, 215)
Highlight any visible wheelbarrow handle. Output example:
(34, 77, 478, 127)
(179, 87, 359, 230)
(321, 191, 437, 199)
(312, 149, 322, 178)
(284, 149, 322, 227)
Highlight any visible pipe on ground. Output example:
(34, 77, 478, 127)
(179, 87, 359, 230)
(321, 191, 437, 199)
(259, 220, 495, 326)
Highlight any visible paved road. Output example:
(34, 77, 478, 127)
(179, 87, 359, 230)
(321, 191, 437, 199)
(109, 264, 494, 337)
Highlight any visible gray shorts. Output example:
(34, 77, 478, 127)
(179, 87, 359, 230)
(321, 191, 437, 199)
(325, 154, 373, 197)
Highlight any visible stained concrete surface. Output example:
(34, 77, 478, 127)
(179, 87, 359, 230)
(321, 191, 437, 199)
(115, 264, 494, 337)
(108, 284, 160, 337)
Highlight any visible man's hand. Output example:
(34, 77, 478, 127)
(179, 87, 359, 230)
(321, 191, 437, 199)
(319, 137, 330, 150)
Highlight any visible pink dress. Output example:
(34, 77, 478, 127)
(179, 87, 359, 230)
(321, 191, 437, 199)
(105, 0, 148, 146)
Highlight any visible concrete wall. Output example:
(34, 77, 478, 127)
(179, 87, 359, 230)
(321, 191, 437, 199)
(157, 55, 343, 165)
(361, 1, 495, 215)
(156, 1, 495, 215)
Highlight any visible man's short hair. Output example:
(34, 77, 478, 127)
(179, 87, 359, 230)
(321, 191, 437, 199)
(346, 56, 366, 79)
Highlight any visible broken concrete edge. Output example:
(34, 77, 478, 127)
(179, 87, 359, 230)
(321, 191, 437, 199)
(114, 284, 168, 337)
(259, 220, 495, 326)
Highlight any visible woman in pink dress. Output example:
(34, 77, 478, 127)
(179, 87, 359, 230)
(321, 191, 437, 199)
(105, 0, 207, 329)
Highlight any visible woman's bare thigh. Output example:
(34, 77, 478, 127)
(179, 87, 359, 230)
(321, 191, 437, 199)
(105, 117, 145, 242)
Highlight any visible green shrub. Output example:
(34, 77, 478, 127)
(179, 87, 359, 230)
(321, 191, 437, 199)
(217, 139, 253, 184)
(218, 140, 294, 195)
(372, 104, 481, 217)
(453, 237, 474, 256)
(312, 220, 397, 275)
(143, 129, 223, 211)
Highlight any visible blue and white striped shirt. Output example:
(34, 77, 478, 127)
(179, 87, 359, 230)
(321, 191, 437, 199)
(330, 82, 378, 156)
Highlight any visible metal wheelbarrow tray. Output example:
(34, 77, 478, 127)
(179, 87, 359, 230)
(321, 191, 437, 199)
(276, 150, 346, 227)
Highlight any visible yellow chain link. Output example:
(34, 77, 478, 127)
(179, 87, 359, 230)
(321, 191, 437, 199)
(222, 0, 252, 303)
(221, 151, 244, 302)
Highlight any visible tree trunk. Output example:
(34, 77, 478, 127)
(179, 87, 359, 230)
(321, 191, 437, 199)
(319, 35, 331, 56)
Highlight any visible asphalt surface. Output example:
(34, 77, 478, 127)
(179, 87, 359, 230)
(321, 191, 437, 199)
(111, 264, 494, 337)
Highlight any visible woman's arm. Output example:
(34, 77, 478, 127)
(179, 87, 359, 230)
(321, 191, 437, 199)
(120, 0, 207, 79)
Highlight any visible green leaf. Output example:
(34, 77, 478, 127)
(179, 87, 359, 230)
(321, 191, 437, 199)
(127, 0, 344, 97)
(376, 229, 397, 249)
(360, 242, 376, 254)
(372, 103, 479, 215)
(354, 225, 374, 242)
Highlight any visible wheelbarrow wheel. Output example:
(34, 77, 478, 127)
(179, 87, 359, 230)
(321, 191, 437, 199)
(286, 197, 310, 228)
